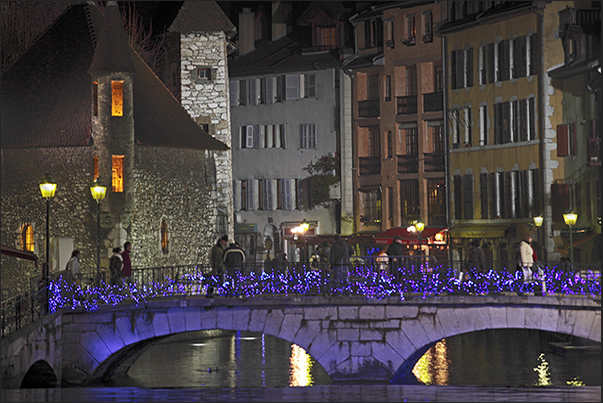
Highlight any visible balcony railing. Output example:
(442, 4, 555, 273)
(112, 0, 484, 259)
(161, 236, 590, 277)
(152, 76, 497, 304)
(358, 99, 380, 118)
(396, 95, 417, 115)
(424, 152, 446, 172)
(589, 137, 600, 166)
(359, 156, 381, 175)
(397, 154, 418, 174)
(423, 91, 443, 112)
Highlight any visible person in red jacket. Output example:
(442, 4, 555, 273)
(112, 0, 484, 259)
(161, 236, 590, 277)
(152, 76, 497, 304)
(121, 241, 133, 284)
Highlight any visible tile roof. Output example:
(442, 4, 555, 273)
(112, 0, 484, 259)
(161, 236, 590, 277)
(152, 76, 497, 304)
(169, 1, 236, 37)
(2, 2, 227, 151)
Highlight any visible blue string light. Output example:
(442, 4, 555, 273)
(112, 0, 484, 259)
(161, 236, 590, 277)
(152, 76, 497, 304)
(46, 264, 600, 313)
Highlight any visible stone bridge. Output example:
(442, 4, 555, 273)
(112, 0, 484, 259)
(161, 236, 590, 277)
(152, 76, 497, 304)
(1, 294, 600, 389)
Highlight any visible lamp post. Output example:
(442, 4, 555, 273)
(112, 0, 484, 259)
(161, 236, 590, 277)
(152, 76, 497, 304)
(563, 211, 577, 264)
(533, 215, 543, 258)
(39, 175, 57, 313)
(39, 175, 57, 279)
(415, 219, 425, 256)
(90, 179, 107, 287)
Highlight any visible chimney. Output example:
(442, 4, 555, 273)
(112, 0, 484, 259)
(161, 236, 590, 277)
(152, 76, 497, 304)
(238, 8, 255, 56)
(272, 2, 292, 41)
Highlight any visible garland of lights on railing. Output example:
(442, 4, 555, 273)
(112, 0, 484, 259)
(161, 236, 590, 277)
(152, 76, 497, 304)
(46, 264, 601, 313)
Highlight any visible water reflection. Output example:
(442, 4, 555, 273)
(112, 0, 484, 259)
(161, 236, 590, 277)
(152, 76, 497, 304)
(413, 339, 450, 385)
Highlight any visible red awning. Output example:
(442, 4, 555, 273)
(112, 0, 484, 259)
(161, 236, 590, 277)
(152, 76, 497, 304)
(374, 227, 447, 245)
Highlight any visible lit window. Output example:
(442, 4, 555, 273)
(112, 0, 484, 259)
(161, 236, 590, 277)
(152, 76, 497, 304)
(93, 156, 99, 180)
(197, 67, 211, 80)
(112, 155, 124, 192)
(21, 224, 34, 252)
(161, 219, 169, 254)
(111, 80, 124, 117)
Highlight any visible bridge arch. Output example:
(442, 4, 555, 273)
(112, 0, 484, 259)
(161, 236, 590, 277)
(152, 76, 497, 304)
(57, 296, 599, 386)
(20, 360, 58, 388)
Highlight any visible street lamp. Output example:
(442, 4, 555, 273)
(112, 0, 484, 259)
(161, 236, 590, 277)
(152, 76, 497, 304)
(39, 174, 57, 279)
(563, 211, 577, 264)
(90, 179, 107, 287)
(415, 219, 425, 256)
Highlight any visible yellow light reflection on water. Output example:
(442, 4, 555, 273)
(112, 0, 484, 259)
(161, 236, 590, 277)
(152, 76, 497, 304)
(412, 339, 450, 385)
(289, 344, 313, 386)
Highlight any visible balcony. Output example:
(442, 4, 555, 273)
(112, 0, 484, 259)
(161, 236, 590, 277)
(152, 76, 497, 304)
(359, 156, 381, 175)
(358, 99, 380, 118)
(397, 154, 418, 174)
(589, 137, 600, 166)
(424, 153, 446, 172)
(423, 92, 443, 112)
(396, 95, 417, 115)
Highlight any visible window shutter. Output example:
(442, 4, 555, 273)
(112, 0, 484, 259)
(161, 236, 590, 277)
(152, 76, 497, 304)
(264, 179, 273, 210)
(551, 183, 570, 222)
(266, 77, 273, 104)
(280, 124, 286, 149)
(450, 50, 457, 90)
(463, 174, 473, 219)
(519, 99, 527, 141)
(249, 78, 257, 105)
(246, 125, 254, 148)
(239, 80, 246, 106)
(557, 124, 568, 156)
(466, 48, 473, 87)
(518, 36, 527, 77)
(502, 102, 511, 144)
(282, 178, 292, 211)
(233, 180, 240, 211)
(453, 175, 462, 219)
(246, 179, 255, 210)
(498, 172, 506, 218)
(307, 74, 316, 98)
(456, 50, 464, 89)
(229, 81, 237, 107)
(494, 103, 502, 144)
(487, 43, 495, 83)
(480, 173, 489, 219)
(490, 172, 498, 217)
(253, 125, 260, 149)
(529, 34, 539, 75)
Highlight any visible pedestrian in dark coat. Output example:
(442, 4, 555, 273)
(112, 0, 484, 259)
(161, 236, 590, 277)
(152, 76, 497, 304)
(223, 242, 246, 275)
(466, 239, 486, 274)
(329, 235, 353, 296)
(121, 241, 133, 284)
(208, 235, 228, 296)
(386, 236, 406, 280)
(109, 247, 123, 286)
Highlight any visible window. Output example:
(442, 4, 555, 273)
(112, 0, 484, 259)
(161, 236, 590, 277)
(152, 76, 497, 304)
(286, 74, 299, 100)
(361, 188, 381, 224)
(241, 180, 248, 210)
(161, 219, 169, 255)
(241, 125, 255, 149)
(400, 180, 419, 223)
(406, 65, 417, 95)
(299, 124, 316, 149)
(303, 74, 316, 98)
(229, 81, 237, 107)
(196, 67, 212, 81)
(248, 78, 257, 105)
(279, 178, 292, 210)
(112, 155, 124, 193)
(364, 19, 383, 48)
(387, 187, 394, 221)
(432, 124, 445, 153)
(317, 26, 337, 48)
(479, 105, 488, 146)
(259, 77, 267, 104)
(494, 101, 510, 144)
(405, 126, 418, 154)
(453, 174, 473, 219)
(451, 48, 473, 89)
(384, 18, 394, 48)
(480, 173, 489, 218)
(427, 179, 446, 225)
(21, 223, 34, 252)
(367, 74, 379, 100)
(422, 11, 433, 43)
(93, 156, 99, 180)
(387, 130, 393, 158)
(384, 75, 391, 101)
(513, 36, 527, 78)
(369, 126, 380, 157)
(404, 14, 416, 45)
(92, 81, 98, 116)
(260, 179, 274, 210)
(478, 46, 487, 85)
(527, 34, 538, 76)
(111, 80, 123, 117)
(451, 107, 471, 147)
(557, 122, 577, 157)
(434, 65, 443, 92)
(239, 80, 247, 106)
(262, 124, 286, 148)
(527, 97, 536, 141)
(463, 107, 472, 146)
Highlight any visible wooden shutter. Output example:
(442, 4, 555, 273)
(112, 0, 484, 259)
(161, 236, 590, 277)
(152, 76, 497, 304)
(456, 50, 464, 89)
(490, 173, 498, 217)
(518, 36, 527, 77)
(229, 81, 237, 107)
(480, 173, 489, 219)
(502, 102, 511, 143)
(463, 174, 473, 219)
(571, 121, 577, 156)
(286, 74, 299, 100)
(529, 34, 539, 75)
(453, 175, 462, 219)
(487, 43, 495, 83)
(253, 125, 260, 149)
(494, 103, 502, 144)
(266, 77, 273, 104)
(246, 179, 255, 210)
(519, 99, 527, 141)
(450, 50, 457, 90)
(557, 124, 568, 156)
(466, 48, 473, 88)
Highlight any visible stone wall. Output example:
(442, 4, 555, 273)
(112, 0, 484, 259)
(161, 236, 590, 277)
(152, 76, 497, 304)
(131, 146, 216, 267)
(179, 32, 234, 241)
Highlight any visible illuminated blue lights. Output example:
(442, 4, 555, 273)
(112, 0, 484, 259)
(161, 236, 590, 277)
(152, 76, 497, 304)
(46, 264, 600, 313)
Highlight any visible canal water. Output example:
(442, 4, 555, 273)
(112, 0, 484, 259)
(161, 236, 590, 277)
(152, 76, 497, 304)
(2, 328, 600, 402)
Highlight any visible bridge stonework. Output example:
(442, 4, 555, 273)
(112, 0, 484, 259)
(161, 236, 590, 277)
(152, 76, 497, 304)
(1, 295, 600, 388)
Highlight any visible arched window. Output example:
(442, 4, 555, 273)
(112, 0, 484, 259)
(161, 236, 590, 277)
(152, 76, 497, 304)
(161, 219, 169, 254)
(21, 223, 34, 252)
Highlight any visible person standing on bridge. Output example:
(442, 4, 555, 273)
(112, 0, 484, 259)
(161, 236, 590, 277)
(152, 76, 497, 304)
(466, 239, 486, 276)
(329, 235, 353, 296)
(67, 250, 81, 288)
(518, 234, 535, 284)
(109, 247, 123, 287)
(121, 241, 133, 285)
(386, 236, 405, 282)
(223, 241, 246, 296)
(208, 235, 228, 297)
